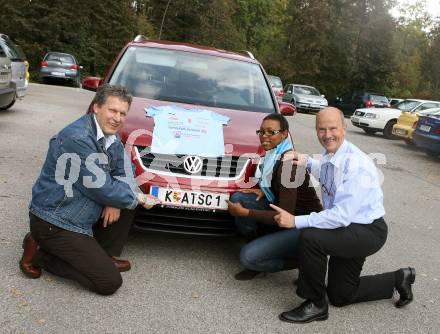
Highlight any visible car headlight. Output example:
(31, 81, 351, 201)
(364, 113, 377, 119)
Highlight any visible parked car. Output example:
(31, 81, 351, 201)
(331, 91, 389, 116)
(413, 109, 440, 157)
(82, 35, 295, 236)
(0, 34, 27, 104)
(267, 75, 284, 102)
(39, 52, 82, 87)
(392, 107, 440, 145)
(0, 47, 16, 110)
(283, 84, 328, 113)
(351, 99, 440, 139)
(389, 97, 403, 106)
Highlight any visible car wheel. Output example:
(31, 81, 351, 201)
(425, 150, 440, 158)
(363, 129, 376, 135)
(73, 78, 81, 88)
(0, 98, 16, 111)
(383, 120, 398, 139)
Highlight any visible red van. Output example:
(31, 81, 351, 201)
(83, 36, 295, 236)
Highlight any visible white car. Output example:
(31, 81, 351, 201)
(351, 99, 440, 139)
(283, 84, 328, 113)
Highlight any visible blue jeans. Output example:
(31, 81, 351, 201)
(240, 228, 300, 272)
(230, 191, 300, 272)
(230, 192, 279, 238)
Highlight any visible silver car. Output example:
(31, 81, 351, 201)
(0, 46, 16, 110)
(0, 34, 27, 102)
(40, 52, 82, 87)
(267, 75, 284, 102)
(283, 84, 328, 113)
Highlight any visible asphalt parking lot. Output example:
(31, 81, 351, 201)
(0, 84, 439, 333)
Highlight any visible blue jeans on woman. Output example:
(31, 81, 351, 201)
(230, 192, 300, 272)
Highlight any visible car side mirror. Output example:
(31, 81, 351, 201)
(82, 76, 102, 91)
(79, 65, 84, 70)
(287, 90, 292, 94)
(278, 101, 296, 116)
(321, 94, 325, 98)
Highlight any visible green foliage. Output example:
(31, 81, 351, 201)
(0, 0, 438, 98)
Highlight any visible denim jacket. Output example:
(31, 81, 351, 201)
(29, 113, 138, 236)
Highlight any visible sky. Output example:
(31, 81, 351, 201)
(394, 0, 440, 17)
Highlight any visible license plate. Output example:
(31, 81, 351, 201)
(420, 125, 431, 132)
(51, 71, 65, 76)
(311, 104, 321, 108)
(395, 128, 406, 136)
(150, 186, 229, 210)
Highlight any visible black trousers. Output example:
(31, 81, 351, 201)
(29, 210, 135, 295)
(296, 218, 396, 306)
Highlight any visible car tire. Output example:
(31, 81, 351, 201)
(383, 120, 398, 139)
(0, 98, 16, 111)
(425, 150, 440, 158)
(363, 129, 376, 135)
(73, 78, 81, 88)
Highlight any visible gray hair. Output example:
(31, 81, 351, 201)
(91, 84, 132, 107)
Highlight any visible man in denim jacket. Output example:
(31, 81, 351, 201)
(19, 84, 159, 295)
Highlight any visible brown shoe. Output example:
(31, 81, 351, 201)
(19, 233, 41, 279)
(111, 257, 131, 272)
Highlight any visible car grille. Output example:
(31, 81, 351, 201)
(135, 146, 249, 179)
(355, 111, 365, 116)
(133, 205, 236, 236)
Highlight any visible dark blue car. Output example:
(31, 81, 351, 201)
(413, 108, 440, 157)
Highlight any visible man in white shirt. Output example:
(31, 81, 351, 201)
(271, 107, 415, 323)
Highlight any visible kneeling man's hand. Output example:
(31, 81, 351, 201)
(270, 204, 295, 229)
(101, 206, 121, 227)
(137, 193, 161, 209)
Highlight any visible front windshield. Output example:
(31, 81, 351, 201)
(294, 86, 320, 96)
(109, 46, 276, 113)
(395, 100, 420, 111)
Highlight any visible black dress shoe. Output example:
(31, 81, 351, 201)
(395, 267, 416, 308)
(279, 300, 328, 323)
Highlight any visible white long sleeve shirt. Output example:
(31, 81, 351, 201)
(295, 140, 385, 229)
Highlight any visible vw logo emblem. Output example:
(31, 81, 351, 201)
(183, 156, 203, 174)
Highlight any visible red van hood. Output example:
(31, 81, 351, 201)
(119, 97, 267, 157)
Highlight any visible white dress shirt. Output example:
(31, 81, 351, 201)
(93, 115, 116, 149)
(295, 140, 385, 229)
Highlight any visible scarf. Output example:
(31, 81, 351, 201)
(258, 138, 292, 203)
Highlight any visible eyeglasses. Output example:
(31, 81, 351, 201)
(256, 129, 282, 137)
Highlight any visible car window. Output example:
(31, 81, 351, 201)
(395, 100, 420, 111)
(46, 53, 75, 63)
(370, 95, 388, 103)
(418, 103, 440, 110)
(293, 86, 320, 96)
(109, 46, 276, 113)
(419, 107, 440, 115)
(0, 36, 24, 61)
